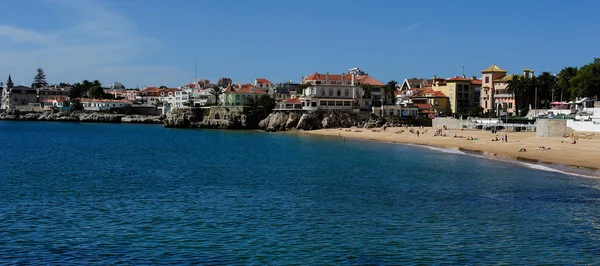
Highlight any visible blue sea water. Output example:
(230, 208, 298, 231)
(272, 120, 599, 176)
(1, 121, 600, 265)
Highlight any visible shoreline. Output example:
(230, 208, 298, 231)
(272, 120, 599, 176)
(302, 127, 600, 177)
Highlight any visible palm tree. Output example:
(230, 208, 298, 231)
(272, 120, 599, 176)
(536, 71, 557, 107)
(507, 75, 526, 116)
(209, 85, 223, 106)
(558, 67, 578, 101)
(383, 80, 398, 105)
(361, 84, 372, 99)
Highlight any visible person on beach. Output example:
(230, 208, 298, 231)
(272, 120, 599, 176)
(417, 131, 420, 138)
(504, 134, 508, 142)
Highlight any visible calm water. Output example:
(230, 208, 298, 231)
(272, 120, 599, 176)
(1, 121, 600, 264)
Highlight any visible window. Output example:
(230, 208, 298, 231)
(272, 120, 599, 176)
(311, 88, 315, 95)
(390, 109, 394, 116)
(450, 86, 454, 91)
(320, 101, 327, 106)
(329, 89, 333, 96)
(345, 89, 349, 97)
(509, 103, 513, 108)
(337, 90, 341, 96)
(343, 101, 351, 106)
(485, 76, 489, 83)
(321, 89, 325, 96)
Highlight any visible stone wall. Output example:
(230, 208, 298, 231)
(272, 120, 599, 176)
(432, 117, 462, 129)
(536, 118, 573, 137)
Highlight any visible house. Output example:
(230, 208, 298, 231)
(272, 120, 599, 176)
(270, 81, 299, 101)
(276, 97, 303, 110)
(37, 86, 71, 102)
(79, 98, 130, 111)
(137, 87, 162, 105)
(156, 88, 189, 108)
(254, 78, 272, 92)
(42, 97, 70, 110)
(431, 75, 482, 114)
(400, 78, 432, 90)
(221, 83, 267, 106)
(299, 71, 384, 111)
(411, 89, 451, 115)
(480, 64, 534, 116)
(1, 75, 38, 110)
(372, 105, 419, 118)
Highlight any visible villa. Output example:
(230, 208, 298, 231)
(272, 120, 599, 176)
(221, 83, 267, 106)
(42, 97, 69, 110)
(480, 64, 535, 116)
(79, 98, 130, 111)
(431, 75, 482, 114)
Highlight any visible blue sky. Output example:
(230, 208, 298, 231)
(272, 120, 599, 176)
(1, 0, 599, 88)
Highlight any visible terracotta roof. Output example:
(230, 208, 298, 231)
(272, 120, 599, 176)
(415, 89, 446, 97)
(413, 103, 433, 110)
(223, 84, 233, 93)
(481, 64, 507, 73)
(446, 76, 471, 81)
(355, 75, 384, 86)
(237, 85, 267, 94)
(256, 78, 272, 84)
(43, 97, 69, 103)
(305, 72, 354, 81)
(282, 97, 301, 103)
(471, 79, 482, 85)
(78, 98, 131, 103)
(141, 87, 161, 92)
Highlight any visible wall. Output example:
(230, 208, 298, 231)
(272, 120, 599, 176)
(566, 120, 600, 132)
(132, 106, 159, 115)
(536, 118, 572, 137)
(432, 117, 462, 129)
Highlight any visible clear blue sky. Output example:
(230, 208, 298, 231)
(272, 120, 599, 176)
(1, 0, 599, 88)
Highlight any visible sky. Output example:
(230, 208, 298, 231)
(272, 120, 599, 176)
(1, 0, 599, 88)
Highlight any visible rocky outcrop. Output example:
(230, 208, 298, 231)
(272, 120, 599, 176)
(259, 111, 379, 131)
(199, 107, 248, 129)
(163, 108, 202, 128)
(0, 109, 162, 124)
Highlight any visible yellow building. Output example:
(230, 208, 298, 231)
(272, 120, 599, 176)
(411, 89, 451, 115)
(432, 76, 482, 114)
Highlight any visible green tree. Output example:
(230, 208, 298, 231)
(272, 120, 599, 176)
(467, 106, 484, 117)
(361, 84, 372, 99)
(382, 80, 398, 105)
(536, 71, 557, 107)
(71, 99, 83, 110)
(296, 82, 311, 95)
(507, 75, 527, 116)
(32, 68, 48, 88)
(87, 85, 105, 99)
(209, 85, 223, 106)
(257, 94, 277, 113)
(570, 58, 600, 99)
(557, 66, 578, 101)
(243, 95, 257, 107)
(159, 85, 168, 89)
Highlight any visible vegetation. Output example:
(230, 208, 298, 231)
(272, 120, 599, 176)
(71, 99, 84, 111)
(209, 85, 222, 106)
(468, 106, 484, 117)
(296, 82, 311, 95)
(361, 84, 372, 99)
(70, 80, 104, 99)
(32, 68, 48, 89)
(382, 80, 398, 105)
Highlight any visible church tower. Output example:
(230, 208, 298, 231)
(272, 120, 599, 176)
(6, 74, 14, 89)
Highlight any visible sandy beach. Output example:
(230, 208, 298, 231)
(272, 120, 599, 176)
(304, 127, 600, 173)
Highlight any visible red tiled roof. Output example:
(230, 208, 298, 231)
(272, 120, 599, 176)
(141, 87, 161, 92)
(355, 75, 384, 86)
(282, 97, 301, 103)
(223, 84, 233, 93)
(415, 89, 446, 97)
(237, 85, 267, 94)
(305, 72, 354, 81)
(471, 79, 482, 85)
(78, 98, 131, 103)
(256, 78, 272, 84)
(413, 103, 433, 110)
(43, 97, 69, 103)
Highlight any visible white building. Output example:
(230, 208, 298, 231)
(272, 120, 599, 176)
(80, 99, 130, 111)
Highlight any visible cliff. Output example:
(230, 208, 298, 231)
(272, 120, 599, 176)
(259, 111, 381, 131)
(0, 109, 162, 124)
(163, 107, 268, 129)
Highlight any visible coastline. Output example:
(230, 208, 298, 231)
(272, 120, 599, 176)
(303, 127, 600, 177)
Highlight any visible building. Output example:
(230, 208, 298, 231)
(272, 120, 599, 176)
(270, 81, 299, 101)
(276, 97, 303, 110)
(79, 98, 130, 111)
(1, 75, 38, 110)
(137, 87, 161, 105)
(299, 71, 384, 111)
(372, 105, 419, 118)
(480, 64, 534, 116)
(37, 86, 71, 103)
(411, 89, 451, 115)
(431, 76, 482, 114)
(157, 88, 189, 108)
(400, 78, 432, 90)
(221, 83, 267, 106)
(109, 82, 125, 90)
(217, 77, 232, 88)
(42, 97, 69, 110)
(254, 78, 272, 92)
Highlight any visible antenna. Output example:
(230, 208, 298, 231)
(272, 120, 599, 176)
(462, 61, 465, 77)
(195, 58, 198, 81)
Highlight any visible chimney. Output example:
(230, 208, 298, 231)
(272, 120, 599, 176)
(471, 76, 477, 80)
(341, 72, 344, 84)
(326, 72, 329, 83)
(351, 73, 355, 86)
(433, 75, 437, 80)
(462, 75, 466, 78)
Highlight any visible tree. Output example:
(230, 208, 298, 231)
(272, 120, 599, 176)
(209, 85, 223, 106)
(32, 68, 48, 88)
(536, 71, 557, 107)
(361, 84, 372, 99)
(87, 85, 105, 99)
(468, 106, 484, 117)
(557, 66, 578, 101)
(570, 58, 600, 99)
(507, 75, 527, 116)
(382, 80, 398, 105)
(243, 95, 257, 107)
(159, 85, 168, 89)
(257, 94, 276, 113)
(296, 82, 311, 95)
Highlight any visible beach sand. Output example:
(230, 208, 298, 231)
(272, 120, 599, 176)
(304, 127, 600, 172)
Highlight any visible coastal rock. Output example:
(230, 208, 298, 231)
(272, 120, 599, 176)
(122, 115, 162, 124)
(296, 113, 322, 130)
(79, 113, 124, 123)
(259, 112, 290, 131)
(259, 110, 378, 131)
(198, 107, 248, 129)
(164, 108, 202, 128)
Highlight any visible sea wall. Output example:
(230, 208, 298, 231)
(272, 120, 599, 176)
(536, 118, 573, 137)
(566, 120, 600, 132)
(432, 117, 462, 129)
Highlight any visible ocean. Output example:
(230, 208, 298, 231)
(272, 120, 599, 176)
(1, 121, 600, 264)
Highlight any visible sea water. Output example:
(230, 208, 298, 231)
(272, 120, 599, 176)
(1, 121, 600, 264)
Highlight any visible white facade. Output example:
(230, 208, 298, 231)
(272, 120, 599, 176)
(80, 99, 130, 111)
(158, 89, 189, 108)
